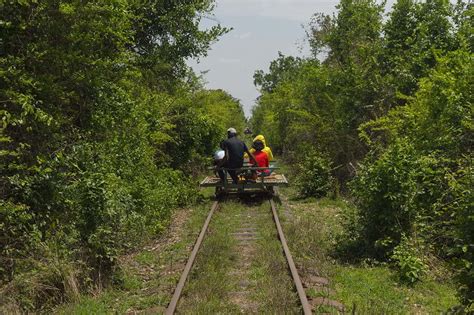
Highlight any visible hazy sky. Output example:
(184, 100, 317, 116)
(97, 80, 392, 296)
(188, 0, 341, 116)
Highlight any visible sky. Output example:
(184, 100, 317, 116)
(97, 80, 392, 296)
(187, 0, 342, 117)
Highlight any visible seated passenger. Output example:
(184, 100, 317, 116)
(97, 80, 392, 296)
(218, 128, 256, 184)
(245, 134, 273, 161)
(213, 149, 225, 177)
(250, 139, 270, 177)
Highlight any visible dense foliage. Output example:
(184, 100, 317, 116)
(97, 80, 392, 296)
(295, 150, 334, 198)
(250, 0, 473, 308)
(1, 0, 245, 311)
(353, 49, 472, 299)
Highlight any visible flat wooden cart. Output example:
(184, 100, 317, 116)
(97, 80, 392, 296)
(200, 166, 288, 195)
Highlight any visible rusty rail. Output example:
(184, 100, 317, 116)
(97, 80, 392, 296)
(165, 200, 220, 315)
(270, 198, 313, 315)
(166, 197, 312, 314)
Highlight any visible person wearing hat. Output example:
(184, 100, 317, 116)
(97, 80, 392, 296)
(217, 127, 256, 184)
(249, 139, 270, 179)
(244, 134, 273, 161)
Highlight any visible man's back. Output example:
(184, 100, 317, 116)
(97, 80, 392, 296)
(223, 136, 247, 168)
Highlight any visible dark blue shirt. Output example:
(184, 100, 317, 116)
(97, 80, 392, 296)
(223, 136, 248, 168)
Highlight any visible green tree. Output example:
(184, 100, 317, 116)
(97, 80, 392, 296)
(353, 49, 473, 302)
(253, 52, 304, 93)
(382, 0, 457, 99)
(250, 0, 473, 306)
(1, 0, 239, 311)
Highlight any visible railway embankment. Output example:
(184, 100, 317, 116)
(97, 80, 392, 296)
(278, 185, 458, 314)
(55, 202, 212, 314)
(57, 186, 458, 314)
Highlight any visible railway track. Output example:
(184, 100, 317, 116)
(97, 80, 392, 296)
(165, 196, 312, 315)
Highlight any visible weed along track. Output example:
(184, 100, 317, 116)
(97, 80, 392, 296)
(165, 196, 313, 314)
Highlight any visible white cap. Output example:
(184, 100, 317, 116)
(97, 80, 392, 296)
(227, 127, 237, 134)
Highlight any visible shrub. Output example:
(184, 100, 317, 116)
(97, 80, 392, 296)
(351, 50, 473, 304)
(296, 151, 333, 198)
(391, 236, 427, 284)
(350, 140, 424, 258)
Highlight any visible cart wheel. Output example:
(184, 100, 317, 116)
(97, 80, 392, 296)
(272, 186, 279, 197)
(267, 186, 275, 195)
(215, 187, 225, 197)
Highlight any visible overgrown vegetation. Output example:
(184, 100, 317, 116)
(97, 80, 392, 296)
(56, 201, 214, 314)
(281, 191, 458, 313)
(177, 201, 239, 313)
(251, 0, 473, 308)
(178, 200, 299, 313)
(1, 1, 246, 312)
(1, 0, 472, 311)
(295, 151, 334, 198)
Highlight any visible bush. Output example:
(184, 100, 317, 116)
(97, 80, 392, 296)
(351, 50, 473, 304)
(296, 151, 333, 198)
(391, 236, 427, 284)
(350, 140, 420, 258)
(0, 0, 239, 312)
(1, 140, 199, 312)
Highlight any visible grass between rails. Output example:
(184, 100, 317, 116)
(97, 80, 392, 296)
(250, 200, 300, 313)
(178, 198, 299, 314)
(278, 186, 459, 314)
(176, 199, 240, 313)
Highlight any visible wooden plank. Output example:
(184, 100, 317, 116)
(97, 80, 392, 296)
(200, 174, 288, 187)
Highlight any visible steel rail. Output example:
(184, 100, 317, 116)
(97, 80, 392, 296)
(165, 200, 220, 315)
(166, 197, 311, 314)
(269, 198, 313, 315)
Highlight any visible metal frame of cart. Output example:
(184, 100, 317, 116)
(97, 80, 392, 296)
(200, 166, 288, 195)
